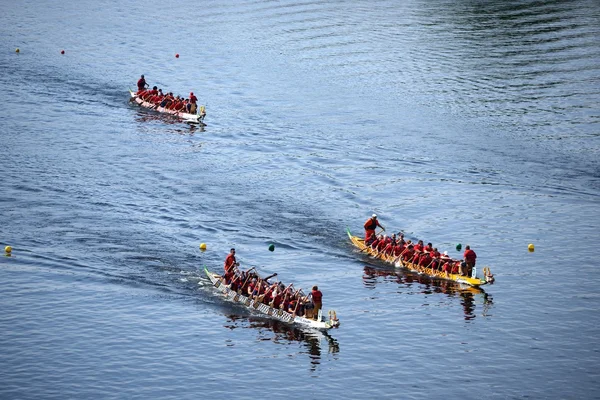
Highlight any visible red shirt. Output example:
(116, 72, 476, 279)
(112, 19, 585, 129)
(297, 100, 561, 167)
(189, 94, 198, 104)
(383, 243, 394, 255)
(364, 218, 379, 231)
(464, 249, 477, 263)
(442, 262, 450, 272)
(272, 293, 282, 308)
(224, 253, 236, 273)
(137, 77, 146, 91)
(364, 218, 382, 240)
(311, 290, 322, 303)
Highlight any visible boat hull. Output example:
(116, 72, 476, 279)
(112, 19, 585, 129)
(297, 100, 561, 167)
(129, 90, 205, 124)
(347, 228, 490, 287)
(203, 267, 340, 330)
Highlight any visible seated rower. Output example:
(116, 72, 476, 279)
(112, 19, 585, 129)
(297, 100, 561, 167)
(382, 240, 395, 257)
(287, 297, 298, 315)
(402, 244, 415, 262)
(413, 240, 424, 253)
(430, 248, 441, 270)
(270, 287, 283, 309)
(423, 242, 434, 253)
(418, 251, 432, 268)
(303, 295, 315, 319)
(369, 235, 382, 251)
(452, 260, 461, 275)
(375, 235, 388, 254)
(442, 259, 451, 277)
(142, 86, 158, 101)
(247, 278, 258, 297)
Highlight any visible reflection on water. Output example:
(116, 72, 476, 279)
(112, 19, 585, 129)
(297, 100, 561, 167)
(132, 109, 206, 134)
(362, 266, 493, 320)
(224, 315, 340, 371)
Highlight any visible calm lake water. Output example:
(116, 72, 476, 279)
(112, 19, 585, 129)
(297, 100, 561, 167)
(1, 0, 599, 399)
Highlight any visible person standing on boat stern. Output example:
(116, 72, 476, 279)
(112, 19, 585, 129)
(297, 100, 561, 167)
(224, 248, 239, 274)
(463, 245, 477, 276)
(137, 75, 148, 93)
(311, 286, 323, 320)
(364, 214, 384, 242)
(188, 92, 198, 113)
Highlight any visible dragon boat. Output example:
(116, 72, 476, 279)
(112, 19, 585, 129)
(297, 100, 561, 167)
(347, 228, 494, 287)
(129, 89, 206, 125)
(204, 267, 340, 331)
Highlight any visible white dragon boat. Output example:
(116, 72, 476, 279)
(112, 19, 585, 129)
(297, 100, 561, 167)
(129, 89, 206, 125)
(204, 267, 340, 331)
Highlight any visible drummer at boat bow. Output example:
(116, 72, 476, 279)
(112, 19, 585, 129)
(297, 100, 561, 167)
(364, 214, 384, 241)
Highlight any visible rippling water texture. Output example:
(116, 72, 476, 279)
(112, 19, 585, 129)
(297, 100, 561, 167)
(1, 0, 599, 399)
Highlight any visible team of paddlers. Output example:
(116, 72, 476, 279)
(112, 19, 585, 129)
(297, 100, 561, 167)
(220, 248, 324, 320)
(363, 214, 480, 278)
(134, 74, 203, 115)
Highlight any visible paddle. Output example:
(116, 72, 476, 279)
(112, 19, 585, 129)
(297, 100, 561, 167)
(393, 247, 409, 264)
(291, 288, 302, 317)
(258, 281, 278, 303)
(270, 282, 292, 308)
(239, 267, 256, 294)
(250, 278, 264, 308)
(263, 272, 278, 282)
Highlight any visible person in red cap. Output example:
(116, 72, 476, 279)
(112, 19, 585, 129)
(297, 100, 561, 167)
(189, 92, 198, 113)
(364, 214, 384, 242)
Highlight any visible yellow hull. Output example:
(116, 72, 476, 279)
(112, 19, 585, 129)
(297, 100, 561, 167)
(347, 229, 489, 287)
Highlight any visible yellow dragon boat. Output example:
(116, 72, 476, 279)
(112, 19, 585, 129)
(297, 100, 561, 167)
(347, 228, 493, 287)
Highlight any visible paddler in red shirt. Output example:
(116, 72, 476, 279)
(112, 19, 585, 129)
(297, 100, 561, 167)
(364, 214, 384, 242)
(142, 86, 158, 101)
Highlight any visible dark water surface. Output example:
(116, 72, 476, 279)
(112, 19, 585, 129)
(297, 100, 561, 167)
(1, 0, 599, 399)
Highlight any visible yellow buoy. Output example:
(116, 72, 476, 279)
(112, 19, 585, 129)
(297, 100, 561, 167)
(5, 245, 12, 254)
(199, 243, 207, 251)
(528, 243, 535, 252)
(15, 48, 20, 53)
